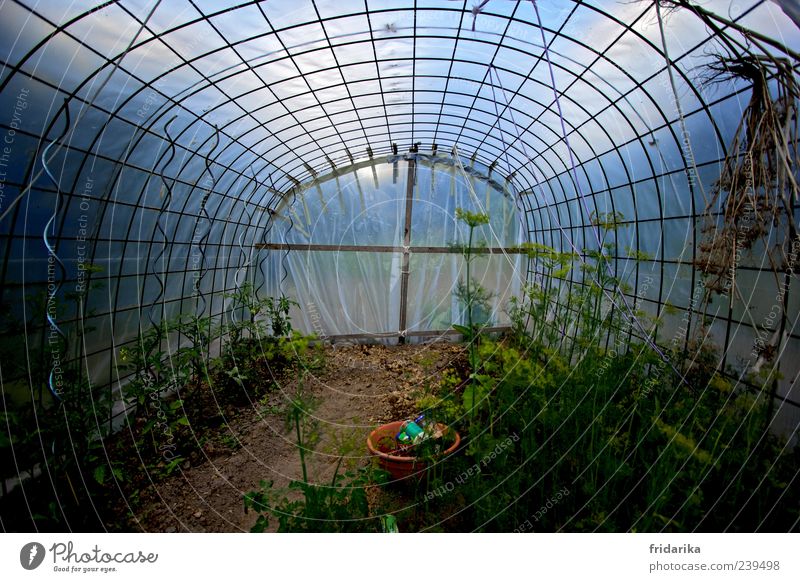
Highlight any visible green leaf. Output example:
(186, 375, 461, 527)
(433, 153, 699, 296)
(554, 266, 571, 278)
(142, 418, 156, 434)
(455, 207, 490, 227)
(381, 514, 399, 533)
(163, 455, 184, 475)
(462, 384, 476, 413)
(452, 324, 473, 339)
(93, 465, 106, 485)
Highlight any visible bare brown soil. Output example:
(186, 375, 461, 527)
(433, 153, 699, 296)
(123, 341, 466, 532)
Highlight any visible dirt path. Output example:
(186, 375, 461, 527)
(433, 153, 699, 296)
(126, 341, 465, 532)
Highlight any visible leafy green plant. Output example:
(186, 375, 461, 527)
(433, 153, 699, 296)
(264, 295, 296, 338)
(513, 242, 576, 348)
(218, 283, 312, 396)
(0, 274, 127, 526)
(244, 463, 386, 533)
(412, 215, 797, 532)
(224, 281, 298, 339)
(119, 318, 191, 470)
(415, 307, 798, 532)
(244, 383, 387, 532)
(452, 207, 491, 425)
(453, 207, 491, 334)
(217, 431, 241, 451)
(174, 314, 215, 393)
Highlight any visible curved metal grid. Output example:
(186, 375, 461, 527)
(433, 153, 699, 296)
(0, 0, 797, 418)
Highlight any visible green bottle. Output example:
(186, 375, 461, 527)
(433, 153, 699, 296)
(397, 415, 426, 444)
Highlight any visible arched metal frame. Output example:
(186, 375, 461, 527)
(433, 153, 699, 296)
(0, 0, 797, 415)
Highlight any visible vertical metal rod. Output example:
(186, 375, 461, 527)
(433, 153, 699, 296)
(398, 157, 416, 344)
(371, 163, 380, 190)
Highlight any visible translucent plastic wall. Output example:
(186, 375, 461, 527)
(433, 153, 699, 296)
(261, 156, 523, 340)
(0, 0, 797, 430)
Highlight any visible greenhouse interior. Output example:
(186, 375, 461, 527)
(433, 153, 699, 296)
(0, 0, 798, 533)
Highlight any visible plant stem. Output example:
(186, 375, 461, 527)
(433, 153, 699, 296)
(294, 407, 308, 484)
(466, 223, 474, 334)
(466, 223, 477, 422)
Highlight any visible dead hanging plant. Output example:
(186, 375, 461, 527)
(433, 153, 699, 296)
(652, 0, 799, 385)
(694, 53, 799, 295)
(653, 0, 800, 63)
(650, 1, 799, 298)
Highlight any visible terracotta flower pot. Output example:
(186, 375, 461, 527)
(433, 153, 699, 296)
(366, 420, 460, 481)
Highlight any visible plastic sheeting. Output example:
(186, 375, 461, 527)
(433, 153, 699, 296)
(0, 0, 797, 430)
(263, 155, 523, 340)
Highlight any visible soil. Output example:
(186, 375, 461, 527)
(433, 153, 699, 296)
(121, 341, 467, 532)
